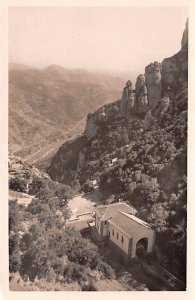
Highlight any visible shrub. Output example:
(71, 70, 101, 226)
(82, 180, 94, 193)
(9, 200, 19, 232)
(9, 249, 21, 273)
(96, 259, 115, 279)
(63, 262, 89, 283)
(81, 281, 97, 291)
(28, 177, 47, 195)
(9, 177, 27, 192)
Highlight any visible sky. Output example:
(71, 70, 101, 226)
(9, 7, 188, 77)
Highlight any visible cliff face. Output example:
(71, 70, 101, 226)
(47, 134, 88, 185)
(181, 19, 188, 49)
(84, 100, 121, 139)
(135, 74, 148, 114)
(47, 21, 188, 190)
(161, 19, 188, 103)
(161, 48, 188, 102)
(145, 62, 162, 108)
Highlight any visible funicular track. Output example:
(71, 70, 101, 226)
(139, 255, 186, 291)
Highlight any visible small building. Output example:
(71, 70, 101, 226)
(91, 202, 155, 261)
(93, 202, 137, 239)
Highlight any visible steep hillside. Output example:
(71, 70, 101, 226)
(9, 65, 125, 167)
(9, 154, 148, 291)
(47, 20, 188, 280)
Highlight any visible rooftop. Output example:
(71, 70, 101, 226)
(108, 211, 152, 238)
(94, 202, 137, 221)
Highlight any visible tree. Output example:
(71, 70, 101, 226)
(147, 203, 169, 232)
(9, 232, 21, 272)
(82, 180, 94, 193)
(81, 281, 97, 291)
(9, 200, 19, 232)
(9, 177, 26, 193)
(28, 176, 47, 195)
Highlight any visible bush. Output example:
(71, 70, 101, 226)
(9, 177, 27, 192)
(96, 259, 115, 279)
(9, 250, 21, 273)
(9, 233, 21, 272)
(9, 200, 19, 232)
(68, 239, 98, 267)
(82, 180, 94, 193)
(81, 281, 97, 291)
(63, 262, 89, 283)
(28, 177, 47, 195)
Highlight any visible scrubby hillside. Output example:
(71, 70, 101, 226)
(9, 65, 125, 168)
(9, 155, 148, 291)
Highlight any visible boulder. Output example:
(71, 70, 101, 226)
(145, 62, 162, 108)
(135, 74, 149, 114)
(120, 80, 135, 116)
(84, 113, 99, 139)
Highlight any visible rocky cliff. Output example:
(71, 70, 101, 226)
(47, 21, 188, 193)
(47, 134, 88, 185)
(135, 74, 148, 115)
(38, 21, 189, 284)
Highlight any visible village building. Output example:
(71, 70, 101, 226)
(90, 202, 155, 261)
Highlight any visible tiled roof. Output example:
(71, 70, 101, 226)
(94, 202, 137, 221)
(108, 211, 152, 238)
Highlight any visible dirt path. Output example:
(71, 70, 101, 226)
(68, 188, 101, 219)
(24, 118, 86, 165)
(24, 138, 66, 164)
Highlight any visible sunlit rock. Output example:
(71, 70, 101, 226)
(120, 80, 135, 116)
(145, 62, 162, 108)
(135, 74, 149, 114)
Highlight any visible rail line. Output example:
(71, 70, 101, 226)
(139, 255, 186, 291)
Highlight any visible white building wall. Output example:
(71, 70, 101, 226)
(102, 221, 109, 237)
(108, 223, 130, 254)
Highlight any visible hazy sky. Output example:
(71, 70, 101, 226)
(9, 7, 188, 76)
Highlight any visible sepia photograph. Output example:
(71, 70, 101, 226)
(5, 2, 189, 293)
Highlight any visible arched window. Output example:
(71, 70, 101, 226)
(121, 236, 124, 243)
(117, 232, 119, 240)
(112, 229, 114, 236)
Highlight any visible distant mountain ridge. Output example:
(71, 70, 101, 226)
(9, 64, 127, 168)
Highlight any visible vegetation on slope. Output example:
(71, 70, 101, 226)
(9, 65, 124, 164)
(77, 94, 187, 280)
(9, 157, 147, 291)
(48, 87, 187, 281)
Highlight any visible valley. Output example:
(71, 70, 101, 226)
(9, 64, 126, 167)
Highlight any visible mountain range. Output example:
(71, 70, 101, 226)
(9, 64, 129, 169)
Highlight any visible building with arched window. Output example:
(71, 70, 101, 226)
(92, 202, 155, 261)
